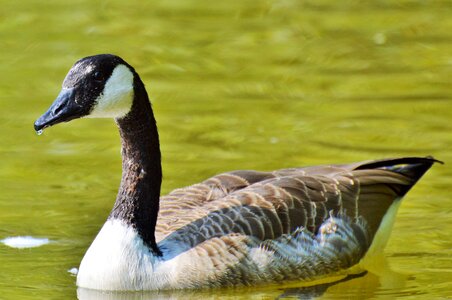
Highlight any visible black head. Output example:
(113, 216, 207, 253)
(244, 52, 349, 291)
(34, 54, 136, 132)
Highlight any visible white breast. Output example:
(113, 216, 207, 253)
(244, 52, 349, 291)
(76, 219, 235, 290)
(76, 219, 162, 290)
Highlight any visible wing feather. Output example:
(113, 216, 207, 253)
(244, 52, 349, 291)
(156, 158, 434, 248)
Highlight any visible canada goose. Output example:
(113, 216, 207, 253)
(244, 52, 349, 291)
(34, 54, 438, 291)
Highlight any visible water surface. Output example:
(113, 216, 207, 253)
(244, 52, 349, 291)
(0, 0, 451, 299)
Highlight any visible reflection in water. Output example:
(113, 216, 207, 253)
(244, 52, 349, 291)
(359, 253, 408, 294)
(277, 272, 368, 299)
(77, 255, 408, 300)
(76, 273, 369, 300)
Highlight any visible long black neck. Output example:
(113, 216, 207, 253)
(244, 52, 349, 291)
(109, 74, 162, 255)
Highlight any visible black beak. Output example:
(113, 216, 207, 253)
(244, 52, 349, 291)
(34, 88, 82, 132)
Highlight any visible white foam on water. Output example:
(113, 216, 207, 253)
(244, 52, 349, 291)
(68, 267, 79, 276)
(1, 236, 50, 248)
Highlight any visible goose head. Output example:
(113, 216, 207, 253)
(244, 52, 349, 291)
(34, 54, 136, 132)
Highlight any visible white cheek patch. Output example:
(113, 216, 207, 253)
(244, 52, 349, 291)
(89, 64, 134, 118)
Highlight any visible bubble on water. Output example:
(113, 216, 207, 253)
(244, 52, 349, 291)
(373, 32, 387, 45)
(1, 236, 50, 248)
(68, 267, 78, 276)
(270, 137, 279, 144)
(36, 129, 43, 136)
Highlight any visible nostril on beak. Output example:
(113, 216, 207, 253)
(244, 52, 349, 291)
(52, 102, 65, 116)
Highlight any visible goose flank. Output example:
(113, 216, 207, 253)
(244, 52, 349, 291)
(34, 54, 439, 291)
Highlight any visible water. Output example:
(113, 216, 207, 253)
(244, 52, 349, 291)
(1, 0, 451, 299)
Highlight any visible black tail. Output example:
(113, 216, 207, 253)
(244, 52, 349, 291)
(356, 156, 442, 196)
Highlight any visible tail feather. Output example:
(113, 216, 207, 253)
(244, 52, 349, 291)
(354, 156, 441, 260)
(355, 156, 441, 196)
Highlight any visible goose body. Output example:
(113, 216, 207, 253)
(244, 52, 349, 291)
(34, 54, 437, 291)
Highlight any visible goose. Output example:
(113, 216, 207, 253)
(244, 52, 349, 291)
(34, 54, 438, 291)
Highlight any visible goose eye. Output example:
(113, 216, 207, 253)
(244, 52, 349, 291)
(93, 71, 103, 81)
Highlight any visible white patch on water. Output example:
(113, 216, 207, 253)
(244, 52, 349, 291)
(68, 267, 79, 276)
(1, 236, 49, 248)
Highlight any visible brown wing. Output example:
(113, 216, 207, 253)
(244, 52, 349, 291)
(155, 157, 436, 247)
(155, 171, 272, 239)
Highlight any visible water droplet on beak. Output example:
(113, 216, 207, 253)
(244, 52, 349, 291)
(36, 129, 43, 136)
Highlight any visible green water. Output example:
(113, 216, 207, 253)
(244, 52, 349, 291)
(1, 0, 451, 299)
